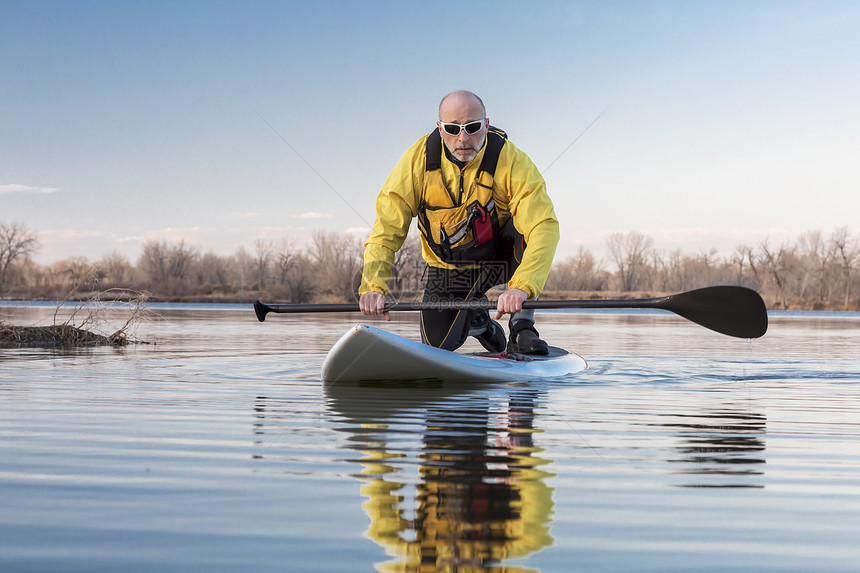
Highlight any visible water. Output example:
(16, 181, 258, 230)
(1, 304, 859, 572)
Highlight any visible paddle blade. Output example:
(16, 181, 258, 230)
(662, 286, 768, 339)
(253, 300, 270, 322)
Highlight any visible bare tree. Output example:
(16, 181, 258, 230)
(796, 230, 835, 305)
(651, 249, 681, 292)
(10, 258, 42, 293)
(697, 248, 719, 287)
(270, 239, 316, 302)
(138, 240, 170, 283)
(232, 246, 254, 294)
(136, 239, 198, 295)
(53, 257, 95, 288)
(390, 233, 424, 295)
(96, 252, 133, 286)
(607, 231, 653, 291)
(757, 239, 798, 310)
(547, 246, 606, 292)
(831, 226, 858, 309)
(281, 252, 315, 303)
(252, 238, 274, 289)
(196, 251, 231, 292)
(734, 244, 759, 289)
(308, 230, 363, 301)
(166, 240, 198, 281)
(274, 238, 300, 286)
(0, 222, 40, 292)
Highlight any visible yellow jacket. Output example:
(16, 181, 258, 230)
(360, 131, 559, 299)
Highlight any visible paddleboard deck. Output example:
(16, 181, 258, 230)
(321, 323, 587, 383)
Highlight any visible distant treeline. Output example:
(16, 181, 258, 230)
(1, 221, 858, 310)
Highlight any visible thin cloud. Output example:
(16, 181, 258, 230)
(0, 183, 61, 195)
(292, 212, 333, 220)
(344, 226, 370, 236)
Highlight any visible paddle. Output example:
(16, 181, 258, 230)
(254, 286, 767, 339)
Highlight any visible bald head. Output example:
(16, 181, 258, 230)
(436, 90, 489, 163)
(438, 90, 486, 120)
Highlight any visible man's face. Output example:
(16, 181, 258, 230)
(437, 94, 488, 164)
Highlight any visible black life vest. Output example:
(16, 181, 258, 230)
(416, 127, 507, 265)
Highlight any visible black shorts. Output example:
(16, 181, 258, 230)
(419, 219, 525, 350)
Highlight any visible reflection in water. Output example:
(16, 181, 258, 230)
(252, 397, 268, 459)
(326, 383, 555, 573)
(663, 409, 766, 488)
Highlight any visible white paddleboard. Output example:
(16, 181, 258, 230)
(321, 323, 586, 383)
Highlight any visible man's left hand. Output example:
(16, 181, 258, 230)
(495, 288, 529, 319)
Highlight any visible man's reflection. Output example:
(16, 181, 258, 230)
(327, 383, 554, 572)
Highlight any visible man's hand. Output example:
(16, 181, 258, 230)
(359, 292, 391, 321)
(495, 288, 529, 319)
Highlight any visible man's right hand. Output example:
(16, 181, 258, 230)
(359, 292, 391, 321)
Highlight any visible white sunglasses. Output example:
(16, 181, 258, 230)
(437, 118, 487, 136)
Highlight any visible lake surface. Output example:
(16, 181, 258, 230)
(1, 303, 859, 572)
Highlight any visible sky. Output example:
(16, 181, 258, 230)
(2, 0, 859, 266)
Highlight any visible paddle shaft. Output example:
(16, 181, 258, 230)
(253, 286, 768, 339)
(257, 298, 668, 314)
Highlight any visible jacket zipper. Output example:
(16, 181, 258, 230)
(457, 167, 465, 205)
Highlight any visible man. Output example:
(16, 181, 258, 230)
(358, 90, 559, 355)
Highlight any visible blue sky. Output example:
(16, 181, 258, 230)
(2, 1, 858, 265)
